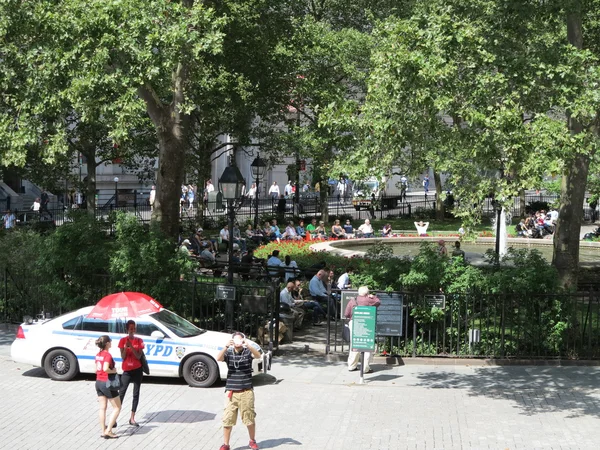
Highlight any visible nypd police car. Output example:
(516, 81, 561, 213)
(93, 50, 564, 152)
(11, 306, 271, 387)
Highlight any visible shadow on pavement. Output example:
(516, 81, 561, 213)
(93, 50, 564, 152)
(21, 367, 48, 378)
(144, 409, 216, 423)
(234, 438, 302, 450)
(414, 366, 600, 418)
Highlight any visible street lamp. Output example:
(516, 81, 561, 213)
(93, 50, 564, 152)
(113, 177, 119, 208)
(250, 153, 266, 228)
(218, 163, 245, 330)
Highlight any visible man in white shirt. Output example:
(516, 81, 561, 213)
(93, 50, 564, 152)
(268, 182, 280, 200)
(414, 221, 429, 236)
(337, 180, 347, 204)
(357, 219, 374, 238)
(284, 181, 293, 197)
(302, 183, 310, 192)
(337, 268, 353, 291)
(247, 183, 256, 199)
(149, 186, 156, 211)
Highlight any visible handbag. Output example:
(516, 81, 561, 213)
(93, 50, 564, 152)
(342, 323, 350, 342)
(140, 352, 150, 375)
(342, 298, 359, 343)
(106, 373, 120, 390)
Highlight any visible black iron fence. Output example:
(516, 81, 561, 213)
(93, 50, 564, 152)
(327, 290, 600, 359)
(0, 269, 281, 346)
(3, 265, 600, 359)
(4, 192, 598, 233)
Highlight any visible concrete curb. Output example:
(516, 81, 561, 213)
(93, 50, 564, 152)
(275, 349, 600, 367)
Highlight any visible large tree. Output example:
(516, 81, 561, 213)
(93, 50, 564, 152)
(0, 0, 293, 238)
(342, 0, 600, 286)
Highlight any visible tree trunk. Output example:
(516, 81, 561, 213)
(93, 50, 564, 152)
(433, 169, 444, 220)
(153, 123, 187, 239)
(84, 148, 97, 212)
(139, 62, 189, 240)
(319, 177, 329, 224)
(519, 189, 526, 218)
(553, 6, 589, 288)
(553, 154, 589, 288)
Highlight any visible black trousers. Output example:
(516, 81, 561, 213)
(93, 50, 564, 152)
(119, 367, 143, 413)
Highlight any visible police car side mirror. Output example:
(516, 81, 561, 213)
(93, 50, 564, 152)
(151, 330, 165, 339)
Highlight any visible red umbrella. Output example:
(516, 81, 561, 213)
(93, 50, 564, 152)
(87, 292, 163, 320)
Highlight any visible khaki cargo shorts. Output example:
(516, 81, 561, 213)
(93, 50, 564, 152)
(222, 389, 256, 427)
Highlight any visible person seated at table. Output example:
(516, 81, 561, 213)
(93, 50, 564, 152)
(240, 249, 263, 280)
(280, 282, 305, 329)
(296, 220, 306, 239)
(414, 221, 429, 236)
(179, 239, 193, 257)
(246, 224, 264, 245)
(330, 219, 346, 239)
(382, 223, 393, 237)
(232, 223, 247, 252)
(283, 221, 302, 240)
(293, 278, 326, 326)
(343, 219, 354, 237)
(219, 224, 236, 249)
(198, 246, 217, 266)
(357, 219, 374, 238)
(191, 228, 217, 256)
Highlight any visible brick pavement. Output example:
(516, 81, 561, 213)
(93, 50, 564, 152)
(2, 324, 600, 450)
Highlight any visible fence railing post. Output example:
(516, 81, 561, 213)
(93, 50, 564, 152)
(3, 267, 8, 324)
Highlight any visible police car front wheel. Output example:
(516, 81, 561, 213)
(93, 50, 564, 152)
(44, 349, 79, 381)
(182, 355, 218, 388)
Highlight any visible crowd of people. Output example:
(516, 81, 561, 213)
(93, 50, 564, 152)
(515, 209, 558, 238)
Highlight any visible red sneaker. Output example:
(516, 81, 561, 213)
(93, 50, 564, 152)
(219, 445, 230, 450)
(249, 440, 259, 449)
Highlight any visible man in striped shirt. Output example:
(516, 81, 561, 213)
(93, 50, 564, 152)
(217, 332, 262, 450)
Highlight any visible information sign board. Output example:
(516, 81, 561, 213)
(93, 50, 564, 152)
(376, 293, 404, 337)
(424, 294, 446, 309)
(216, 285, 236, 301)
(340, 290, 359, 319)
(351, 306, 377, 352)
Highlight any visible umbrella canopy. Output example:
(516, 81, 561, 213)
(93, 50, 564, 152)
(87, 292, 163, 320)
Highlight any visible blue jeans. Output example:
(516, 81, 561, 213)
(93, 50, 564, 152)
(303, 301, 326, 323)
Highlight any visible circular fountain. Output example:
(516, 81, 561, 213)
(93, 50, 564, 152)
(310, 236, 600, 267)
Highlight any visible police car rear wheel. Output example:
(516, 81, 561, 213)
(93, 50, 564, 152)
(183, 355, 218, 388)
(44, 349, 79, 381)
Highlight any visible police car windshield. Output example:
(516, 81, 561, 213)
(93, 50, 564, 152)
(150, 310, 205, 338)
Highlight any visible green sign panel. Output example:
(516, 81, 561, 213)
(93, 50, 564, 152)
(351, 306, 377, 352)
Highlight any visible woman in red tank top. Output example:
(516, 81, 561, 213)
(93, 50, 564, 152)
(95, 335, 121, 439)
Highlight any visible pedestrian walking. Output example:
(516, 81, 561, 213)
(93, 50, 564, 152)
(423, 175, 430, 194)
(94, 335, 121, 439)
(217, 332, 263, 450)
(345, 286, 381, 373)
(118, 320, 145, 427)
(2, 209, 16, 229)
(149, 185, 156, 211)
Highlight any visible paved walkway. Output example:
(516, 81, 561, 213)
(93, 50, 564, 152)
(2, 323, 600, 449)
